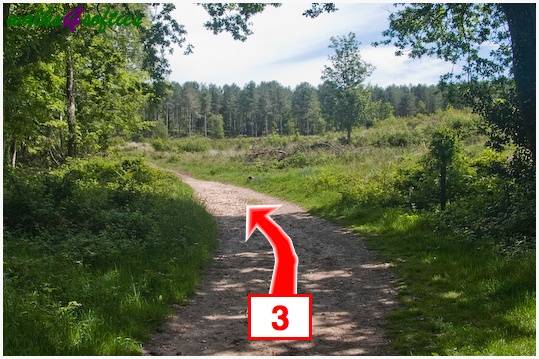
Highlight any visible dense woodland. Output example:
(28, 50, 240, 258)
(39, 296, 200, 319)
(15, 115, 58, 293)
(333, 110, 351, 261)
(147, 81, 448, 138)
(4, 3, 456, 167)
(4, 3, 182, 166)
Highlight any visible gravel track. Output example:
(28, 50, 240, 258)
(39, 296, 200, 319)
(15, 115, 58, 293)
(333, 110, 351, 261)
(143, 172, 397, 355)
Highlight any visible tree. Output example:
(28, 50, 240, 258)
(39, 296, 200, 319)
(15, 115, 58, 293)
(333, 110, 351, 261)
(322, 32, 374, 143)
(376, 3, 535, 165)
(239, 81, 258, 136)
(4, 3, 190, 165)
(199, 85, 212, 137)
(222, 84, 241, 136)
(292, 83, 325, 135)
(181, 82, 200, 136)
(207, 113, 224, 139)
(269, 81, 293, 135)
(4, 4, 149, 163)
(209, 84, 223, 115)
(369, 100, 394, 124)
(256, 82, 273, 135)
(397, 92, 417, 117)
(154, 79, 453, 140)
(322, 32, 374, 91)
(339, 88, 371, 135)
(428, 128, 460, 210)
(501, 4, 535, 157)
(318, 81, 340, 131)
(201, 3, 280, 41)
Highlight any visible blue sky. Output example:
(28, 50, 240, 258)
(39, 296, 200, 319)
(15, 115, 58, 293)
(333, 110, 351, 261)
(167, 3, 457, 87)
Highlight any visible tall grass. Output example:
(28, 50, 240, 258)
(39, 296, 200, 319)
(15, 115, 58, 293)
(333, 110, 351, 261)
(127, 108, 535, 355)
(4, 158, 217, 355)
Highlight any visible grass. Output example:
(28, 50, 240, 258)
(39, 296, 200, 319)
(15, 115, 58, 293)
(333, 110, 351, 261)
(3, 157, 217, 355)
(121, 108, 536, 355)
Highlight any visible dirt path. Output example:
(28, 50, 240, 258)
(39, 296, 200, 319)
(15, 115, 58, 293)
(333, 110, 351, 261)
(143, 172, 397, 355)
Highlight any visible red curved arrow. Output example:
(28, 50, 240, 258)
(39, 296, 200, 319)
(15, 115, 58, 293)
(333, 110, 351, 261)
(246, 205, 298, 295)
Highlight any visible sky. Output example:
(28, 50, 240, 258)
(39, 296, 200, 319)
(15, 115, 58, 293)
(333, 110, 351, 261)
(167, 3, 458, 88)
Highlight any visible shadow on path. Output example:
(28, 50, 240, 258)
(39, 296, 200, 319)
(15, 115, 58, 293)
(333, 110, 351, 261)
(143, 175, 397, 355)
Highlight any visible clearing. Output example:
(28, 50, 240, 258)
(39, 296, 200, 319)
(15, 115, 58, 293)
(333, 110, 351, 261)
(143, 172, 397, 355)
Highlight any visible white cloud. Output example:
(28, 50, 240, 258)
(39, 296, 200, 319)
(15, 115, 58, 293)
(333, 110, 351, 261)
(361, 46, 457, 87)
(166, 3, 454, 88)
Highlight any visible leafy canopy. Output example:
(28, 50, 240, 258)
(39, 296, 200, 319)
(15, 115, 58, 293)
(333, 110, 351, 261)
(322, 32, 374, 91)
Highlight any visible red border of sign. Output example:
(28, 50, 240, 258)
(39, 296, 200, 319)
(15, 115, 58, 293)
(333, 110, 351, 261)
(247, 293, 313, 341)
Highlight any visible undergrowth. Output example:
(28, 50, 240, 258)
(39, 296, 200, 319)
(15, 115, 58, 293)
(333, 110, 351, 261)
(124, 108, 536, 355)
(4, 158, 217, 355)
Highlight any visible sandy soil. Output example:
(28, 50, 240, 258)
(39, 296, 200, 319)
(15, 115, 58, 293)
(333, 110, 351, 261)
(143, 172, 397, 355)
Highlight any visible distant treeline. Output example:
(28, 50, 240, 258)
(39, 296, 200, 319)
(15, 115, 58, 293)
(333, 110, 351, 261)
(148, 81, 453, 138)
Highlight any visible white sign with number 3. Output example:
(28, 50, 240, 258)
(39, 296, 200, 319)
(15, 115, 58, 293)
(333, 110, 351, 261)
(248, 294, 312, 340)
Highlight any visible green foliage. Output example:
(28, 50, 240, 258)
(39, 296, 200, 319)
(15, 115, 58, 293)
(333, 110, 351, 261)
(151, 79, 454, 141)
(4, 158, 217, 355)
(207, 113, 225, 139)
(371, 129, 417, 147)
(397, 92, 417, 117)
(292, 82, 325, 135)
(429, 128, 459, 167)
(322, 32, 374, 91)
(369, 99, 394, 123)
(340, 88, 372, 131)
(149, 121, 169, 139)
(4, 3, 190, 166)
(175, 137, 211, 152)
(150, 137, 211, 153)
(131, 108, 534, 355)
(377, 3, 535, 167)
(427, 128, 460, 210)
(322, 32, 374, 141)
(201, 3, 280, 41)
(150, 138, 173, 152)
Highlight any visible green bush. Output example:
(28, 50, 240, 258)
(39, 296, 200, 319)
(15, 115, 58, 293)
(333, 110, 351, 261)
(149, 121, 169, 139)
(175, 137, 210, 152)
(437, 149, 535, 251)
(150, 138, 172, 152)
(4, 158, 217, 355)
(371, 129, 417, 147)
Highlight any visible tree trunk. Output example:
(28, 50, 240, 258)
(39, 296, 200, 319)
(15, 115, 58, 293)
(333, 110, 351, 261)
(256, 119, 259, 137)
(346, 126, 351, 144)
(65, 47, 77, 157)
(174, 105, 181, 137)
(3, 4, 10, 27)
(10, 137, 17, 168)
(59, 113, 65, 152)
(165, 104, 169, 135)
(204, 113, 207, 137)
(501, 4, 536, 159)
(188, 112, 191, 136)
(439, 163, 447, 210)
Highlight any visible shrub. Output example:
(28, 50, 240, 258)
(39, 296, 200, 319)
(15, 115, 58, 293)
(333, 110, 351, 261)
(175, 137, 210, 152)
(4, 158, 217, 355)
(149, 121, 169, 139)
(150, 138, 172, 152)
(278, 152, 310, 168)
(393, 129, 473, 210)
(371, 129, 417, 147)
